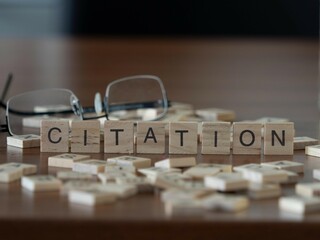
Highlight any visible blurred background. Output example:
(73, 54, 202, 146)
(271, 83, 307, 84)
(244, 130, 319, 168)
(0, 0, 317, 37)
(0, 0, 319, 136)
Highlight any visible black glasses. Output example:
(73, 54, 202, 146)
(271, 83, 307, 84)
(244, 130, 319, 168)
(0, 74, 169, 136)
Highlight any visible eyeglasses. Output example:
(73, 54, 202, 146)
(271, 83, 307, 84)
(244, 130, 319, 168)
(0, 74, 169, 136)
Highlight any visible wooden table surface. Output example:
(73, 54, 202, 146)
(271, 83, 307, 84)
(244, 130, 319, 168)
(0, 38, 319, 240)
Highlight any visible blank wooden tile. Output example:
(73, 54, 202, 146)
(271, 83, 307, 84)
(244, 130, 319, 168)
(279, 196, 320, 215)
(136, 122, 165, 154)
(41, 120, 69, 152)
(294, 136, 319, 150)
(155, 157, 196, 168)
(107, 155, 151, 169)
(204, 173, 249, 192)
(7, 134, 40, 148)
(201, 122, 231, 154)
(261, 160, 304, 173)
(21, 175, 62, 192)
(104, 121, 134, 154)
(72, 159, 106, 174)
(296, 182, 320, 198)
(233, 122, 262, 155)
(71, 120, 100, 153)
(68, 188, 117, 206)
(305, 145, 320, 157)
(1, 162, 37, 175)
(264, 122, 294, 155)
(48, 153, 90, 168)
(169, 122, 198, 154)
(0, 166, 23, 183)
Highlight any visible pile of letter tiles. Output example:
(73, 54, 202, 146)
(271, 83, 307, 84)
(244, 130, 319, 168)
(2, 151, 320, 216)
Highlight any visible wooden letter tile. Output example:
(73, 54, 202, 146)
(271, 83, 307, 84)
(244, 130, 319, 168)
(169, 122, 198, 154)
(136, 122, 165, 154)
(7, 134, 40, 148)
(107, 155, 151, 169)
(104, 121, 134, 154)
(72, 159, 106, 174)
(294, 136, 319, 150)
(233, 122, 262, 155)
(201, 122, 231, 154)
(41, 120, 69, 152)
(71, 120, 100, 153)
(21, 175, 62, 192)
(48, 153, 90, 168)
(264, 122, 294, 155)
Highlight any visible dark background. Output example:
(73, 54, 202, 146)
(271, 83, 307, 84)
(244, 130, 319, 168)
(70, 0, 319, 38)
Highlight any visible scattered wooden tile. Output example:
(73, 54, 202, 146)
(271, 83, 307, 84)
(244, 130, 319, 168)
(296, 182, 320, 198)
(104, 121, 134, 154)
(201, 122, 231, 154)
(138, 167, 182, 177)
(305, 145, 320, 157)
(233, 163, 264, 173)
(72, 159, 106, 174)
(279, 195, 320, 215)
(56, 171, 93, 181)
(151, 172, 206, 192)
(169, 122, 198, 154)
(116, 176, 153, 193)
(261, 160, 304, 173)
(232, 122, 262, 155)
(204, 172, 249, 192)
(164, 198, 204, 216)
(248, 183, 281, 199)
(294, 137, 319, 150)
(21, 175, 62, 192)
(202, 194, 249, 212)
(98, 171, 136, 184)
(104, 164, 136, 173)
(183, 164, 221, 179)
(0, 166, 23, 183)
(264, 122, 294, 155)
(40, 120, 69, 152)
(136, 122, 165, 154)
(61, 180, 100, 194)
(205, 163, 232, 173)
(48, 153, 90, 168)
(71, 120, 100, 153)
(7, 134, 40, 148)
(313, 169, 320, 181)
(154, 157, 196, 168)
(68, 188, 117, 206)
(161, 189, 214, 203)
(241, 167, 288, 183)
(1, 162, 37, 175)
(280, 170, 300, 184)
(95, 183, 138, 199)
(195, 108, 235, 121)
(107, 155, 151, 169)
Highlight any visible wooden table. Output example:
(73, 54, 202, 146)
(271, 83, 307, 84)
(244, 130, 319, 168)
(0, 38, 319, 240)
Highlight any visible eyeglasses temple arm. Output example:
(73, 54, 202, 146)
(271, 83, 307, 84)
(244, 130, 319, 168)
(1, 73, 13, 102)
